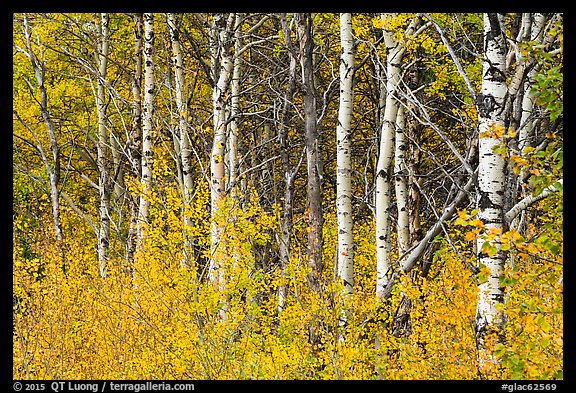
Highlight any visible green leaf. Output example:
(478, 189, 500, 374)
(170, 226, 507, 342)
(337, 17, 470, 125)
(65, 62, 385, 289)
(552, 181, 563, 193)
(536, 315, 551, 332)
(499, 275, 517, 286)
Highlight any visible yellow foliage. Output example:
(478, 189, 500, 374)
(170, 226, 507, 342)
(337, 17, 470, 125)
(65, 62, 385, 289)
(12, 205, 563, 379)
(12, 12, 562, 381)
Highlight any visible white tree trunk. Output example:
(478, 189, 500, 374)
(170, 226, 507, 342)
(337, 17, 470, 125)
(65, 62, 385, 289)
(336, 13, 355, 298)
(228, 13, 243, 194)
(21, 14, 63, 248)
(375, 13, 401, 299)
(208, 13, 234, 290)
(126, 13, 143, 266)
(96, 13, 111, 278)
(518, 13, 546, 154)
(375, 14, 424, 299)
(137, 13, 155, 248)
(394, 105, 410, 254)
(167, 13, 195, 267)
(474, 13, 509, 373)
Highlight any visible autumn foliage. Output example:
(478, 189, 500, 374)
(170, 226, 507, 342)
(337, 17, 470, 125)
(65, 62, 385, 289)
(13, 13, 562, 380)
(13, 179, 562, 379)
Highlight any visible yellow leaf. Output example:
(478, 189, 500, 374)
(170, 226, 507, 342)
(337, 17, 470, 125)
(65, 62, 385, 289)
(471, 219, 484, 228)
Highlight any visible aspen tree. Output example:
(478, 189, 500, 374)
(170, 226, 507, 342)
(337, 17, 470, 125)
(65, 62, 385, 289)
(228, 13, 242, 196)
(474, 13, 509, 374)
(511, 13, 548, 234)
(295, 13, 324, 295)
(208, 13, 234, 290)
(19, 14, 63, 248)
(375, 13, 398, 299)
(518, 13, 546, 154)
(277, 13, 299, 312)
(390, 106, 412, 338)
(96, 13, 111, 278)
(336, 12, 355, 306)
(126, 13, 143, 265)
(394, 105, 410, 254)
(167, 13, 195, 267)
(137, 13, 155, 249)
(375, 14, 423, 298)
(406, 102, 423, 247)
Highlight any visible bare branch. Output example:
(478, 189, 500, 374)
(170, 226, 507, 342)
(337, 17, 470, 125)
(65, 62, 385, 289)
(380, 169, 478, 300)
(505, 179, 563, 227)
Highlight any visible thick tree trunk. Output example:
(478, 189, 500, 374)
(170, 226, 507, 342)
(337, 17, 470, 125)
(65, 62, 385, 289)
(336, 13, 355, 299)
(137, 13, 155, 249)
(474, 13, 509, 375)
(375, 13, 401, 299)
(296, 13, 324, 295)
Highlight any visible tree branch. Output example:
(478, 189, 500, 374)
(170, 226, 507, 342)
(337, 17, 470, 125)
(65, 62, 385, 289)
(380, 169, 478, 300)
(505, 179, 563, 227)
(423, 13, 477, 102)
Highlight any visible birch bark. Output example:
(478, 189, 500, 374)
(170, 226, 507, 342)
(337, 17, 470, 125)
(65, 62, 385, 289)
(375, 12, 424, 300)
(474, 13, 509, 374)
(137, 13, 155, 250)
(336, 13, 355, 297)
(228, 13, 242, 195)
(167, 13, 195, 267)
(126, 13, 143, 266)
(21, 14, 63, 248)
(208, 13, 234, 290)
(394, 105, 410, 254)
(96, 13, 111, 278)
(375, 13, 401, 299)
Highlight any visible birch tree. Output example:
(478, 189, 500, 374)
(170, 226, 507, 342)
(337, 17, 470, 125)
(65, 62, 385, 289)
(393, 106, 410, 255)
(336, 13, 355, 301)
(137, 13, 155, 249)
(227, 13, 242, 196)
(208, 13, 234, 290)
(17, 14, 64, 249)
(474, 13, 509, 373)
(167, 13, 195, 267)
(375, 14, 423, 299)
(126, 13, 143, 265)
(95, 13, 111, 278)
(511, 13, 553, 234)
